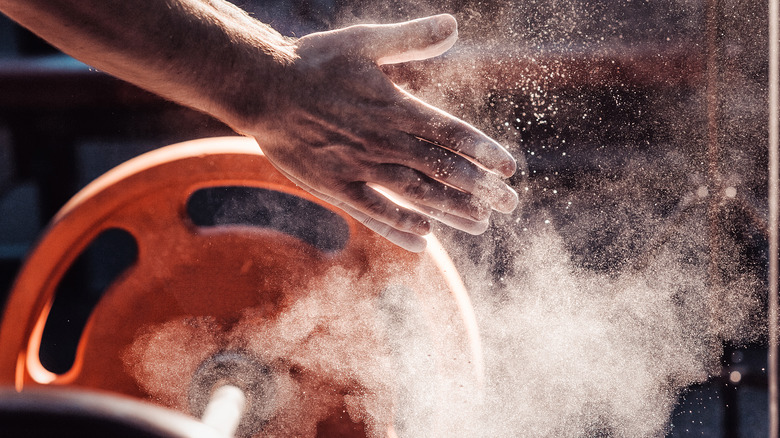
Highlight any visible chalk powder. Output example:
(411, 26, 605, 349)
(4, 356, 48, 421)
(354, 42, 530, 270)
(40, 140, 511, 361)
(124, 0, 768, 436)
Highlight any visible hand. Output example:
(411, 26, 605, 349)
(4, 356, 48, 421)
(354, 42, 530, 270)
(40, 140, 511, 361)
(247, 14, 519, 252)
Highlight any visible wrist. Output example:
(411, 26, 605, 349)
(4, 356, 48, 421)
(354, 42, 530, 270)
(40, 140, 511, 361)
(189, 8, 298, 135)
(209, 31, 298, 135)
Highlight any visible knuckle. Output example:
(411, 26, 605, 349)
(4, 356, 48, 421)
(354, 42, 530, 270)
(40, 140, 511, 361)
(359, 215, 382, 233)
(359, 215, 374, 227)
(358, 215, 392, 238)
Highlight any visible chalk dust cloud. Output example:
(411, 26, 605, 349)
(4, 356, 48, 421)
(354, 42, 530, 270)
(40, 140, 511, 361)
(125, 0, 769, 436)
(124, 263, 482, 437)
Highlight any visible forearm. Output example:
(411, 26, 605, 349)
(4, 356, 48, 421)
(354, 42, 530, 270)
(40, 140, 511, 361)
(0, 0, 296, 130)
(0, 5, 519, 251)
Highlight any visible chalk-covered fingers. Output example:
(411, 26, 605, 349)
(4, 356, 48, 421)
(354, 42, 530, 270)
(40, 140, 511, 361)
(369, 164, 491, 235)
(346, 14, 458, 65)
(273, 166, 429, 252)
(256, 14, 521, 252)
(340, 182, 431, 235)
(335, 200, 428, 253)
(397, 94, 518, 178)
(384, 133, 518, 214)
(408, 203, 489, 235)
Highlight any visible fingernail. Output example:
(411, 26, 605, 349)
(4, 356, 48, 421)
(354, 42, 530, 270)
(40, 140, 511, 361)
(498, 186, 519, 213)
(431, 14, 456, 39)
(414, 219, 432, 235)
(499, 159, 517, 178)
(475, 141, 516, 177)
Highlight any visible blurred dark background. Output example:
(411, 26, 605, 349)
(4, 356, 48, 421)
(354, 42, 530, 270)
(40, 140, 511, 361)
(0, 0, 772, 436)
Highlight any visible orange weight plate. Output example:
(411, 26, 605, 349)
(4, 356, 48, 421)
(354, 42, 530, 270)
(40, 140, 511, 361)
(0, 136, 483, 437)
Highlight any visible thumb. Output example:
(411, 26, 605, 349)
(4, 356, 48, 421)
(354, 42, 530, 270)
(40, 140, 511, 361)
(364, 14, 458, 65)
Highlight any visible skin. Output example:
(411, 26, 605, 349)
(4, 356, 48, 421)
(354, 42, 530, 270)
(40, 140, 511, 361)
(0, 0, 519, 252)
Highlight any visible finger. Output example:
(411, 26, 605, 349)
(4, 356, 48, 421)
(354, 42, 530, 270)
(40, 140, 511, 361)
(271, 167, 429, 252)
(336, 203, 428, 252)
(341, 182, 431, 235)
(365, 180, 489, 235)
(370, 164, 492, 222)
(395, 92, 518, 177)
(409, 202, 489, 235)
(358, 14, 458, 65)
(382, 134, 519, 213)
